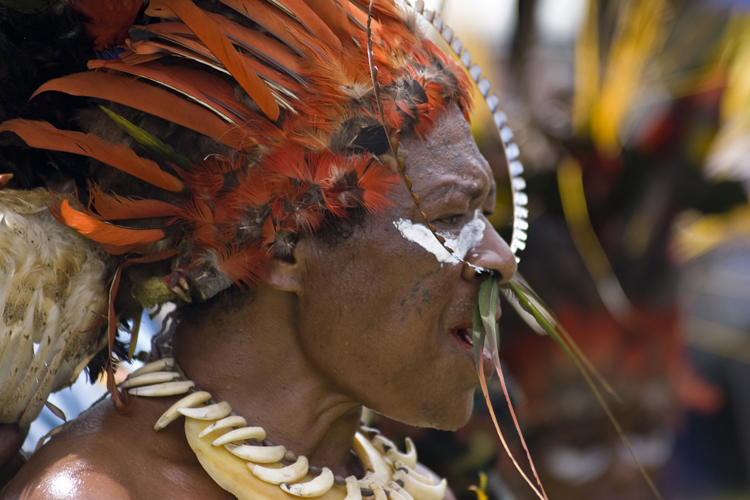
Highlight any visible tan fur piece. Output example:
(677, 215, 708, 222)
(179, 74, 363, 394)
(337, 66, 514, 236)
(0, 188, 110, 428)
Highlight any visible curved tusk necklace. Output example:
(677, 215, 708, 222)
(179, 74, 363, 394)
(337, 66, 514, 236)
(121, 358, 448, 500)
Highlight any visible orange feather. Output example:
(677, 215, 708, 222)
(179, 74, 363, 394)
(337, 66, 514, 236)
(60, 199, 165, 247)
(269, 0, 343, 53)
(88, 59, 256, 124)
(0, 119, 184, 192)
(205, 12, 306, 82)
(147, 0, 280, 121)
(301, 0, 351, 44)
(216, 0, 325, 59)
(31, 71, 257, 150)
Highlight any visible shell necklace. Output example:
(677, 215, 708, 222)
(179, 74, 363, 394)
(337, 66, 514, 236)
(121, 358, 448, 500)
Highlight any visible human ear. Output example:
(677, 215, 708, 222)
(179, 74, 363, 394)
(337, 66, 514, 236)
(264, 239, 310, 293)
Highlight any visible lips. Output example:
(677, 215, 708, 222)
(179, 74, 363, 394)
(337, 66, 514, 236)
(449, 324, 496, 378)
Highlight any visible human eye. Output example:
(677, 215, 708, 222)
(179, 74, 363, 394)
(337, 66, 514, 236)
(434, 214, 462, 225)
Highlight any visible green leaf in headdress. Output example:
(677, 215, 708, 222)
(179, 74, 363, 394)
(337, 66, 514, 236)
(99, 105, 192, 172)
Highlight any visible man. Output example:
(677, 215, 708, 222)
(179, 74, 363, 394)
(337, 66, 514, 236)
(0, 0, 520, 498)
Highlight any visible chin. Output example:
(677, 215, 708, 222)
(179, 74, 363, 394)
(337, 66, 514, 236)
(386, 388, 475, 431)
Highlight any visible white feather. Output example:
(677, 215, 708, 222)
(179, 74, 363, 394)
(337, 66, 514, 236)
(0, 189, 111, 428)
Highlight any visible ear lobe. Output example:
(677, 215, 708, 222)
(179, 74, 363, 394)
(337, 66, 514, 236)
(265, 240, 308, 293)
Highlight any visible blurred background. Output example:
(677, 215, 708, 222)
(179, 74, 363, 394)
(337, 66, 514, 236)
(373, 0, 750, 500)
(25, 0, 750, 499)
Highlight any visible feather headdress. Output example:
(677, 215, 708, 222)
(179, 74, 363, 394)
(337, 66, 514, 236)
(0, 0, 481, 418)
(1, 0, 473, 303)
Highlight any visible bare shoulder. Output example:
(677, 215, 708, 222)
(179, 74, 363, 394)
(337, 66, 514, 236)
(1, 397, 227, 500)
(1, 452, 131, 500)
(413, 463, 457, 500)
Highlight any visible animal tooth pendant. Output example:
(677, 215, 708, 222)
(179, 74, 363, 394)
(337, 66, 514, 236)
(128, 380, 195, 396)
(225, 442, 287, 463)
(178, 401, 232, 420)
(141, 360, 448, 500)
(390, 481, 415, 500)
(369, 482, 388, 500)
(198, 416, 248, 438)
(372, 435, 397, 455)
(386, 437, 417, 469)
(393, 461, 434, 485)
(252, 456, 309, 484)
(281, 467, 334, 497)
(155, 391, 212, 431)
(128, 358, 175, 378)
(344, 476, 362, 500)
(212, 426, 266, 447)
(392, 468, 447, 500)
(121, 371, 180, 388)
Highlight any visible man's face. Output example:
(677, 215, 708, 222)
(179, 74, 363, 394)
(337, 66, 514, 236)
(295, 105, 517, 430)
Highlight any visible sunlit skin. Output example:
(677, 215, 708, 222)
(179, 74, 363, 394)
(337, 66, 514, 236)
(1, 106, 516, 500)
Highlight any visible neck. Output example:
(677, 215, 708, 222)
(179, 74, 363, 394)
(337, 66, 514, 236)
(172, 286, 363, 477)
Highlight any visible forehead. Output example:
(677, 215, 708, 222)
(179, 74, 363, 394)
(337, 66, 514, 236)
(397, 106, 493, 203)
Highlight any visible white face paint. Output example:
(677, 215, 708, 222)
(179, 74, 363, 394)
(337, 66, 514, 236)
(393, 210, 485, 266)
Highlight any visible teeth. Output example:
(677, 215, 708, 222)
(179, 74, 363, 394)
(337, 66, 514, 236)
(177, 401, 232, 420)
(121, 371, 180, 388)
(390, 482, 415, 500)
(198, 415, 248, 438)
(211, 426, 266, 447)
(345, 476, 362, 500)
(371, 435, 397, 455)
(252, 455, 309, 484)
(128, 380, 195, 397)
(369, 482, 388, 500)
(393, 467, 447, 500)
(280, 467, 334, 497)
(128, 358, 175, 378)
(386, 437, 417, 469)
(154, 391, 212, 431)
(393, 462, 436, 486)
(224, 442, 287, 463)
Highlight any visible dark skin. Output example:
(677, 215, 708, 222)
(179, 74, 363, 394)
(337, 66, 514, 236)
(1, 106, 517, 500)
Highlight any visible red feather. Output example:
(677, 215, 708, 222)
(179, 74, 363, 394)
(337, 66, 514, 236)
(147, 0, 280, 121)
(70, 0, 142, 50)
(0, 119, 184, 192)
(212, 243, 269, 289)
(88, 185, 183, 220)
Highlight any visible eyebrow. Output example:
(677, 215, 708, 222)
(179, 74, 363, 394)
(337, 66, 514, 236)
(423, 180, 491, 206)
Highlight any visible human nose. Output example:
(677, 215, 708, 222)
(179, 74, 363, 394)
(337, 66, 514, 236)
(462, 217, 517, 283)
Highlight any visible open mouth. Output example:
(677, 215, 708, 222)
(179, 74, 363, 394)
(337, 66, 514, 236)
(450, 324, 496, 377)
